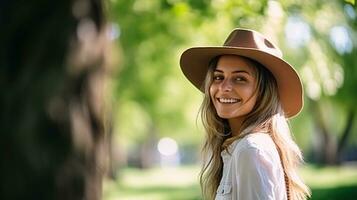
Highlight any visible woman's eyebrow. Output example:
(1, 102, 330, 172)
(232, 70, 250, 74)
(214, 69, 251, 75)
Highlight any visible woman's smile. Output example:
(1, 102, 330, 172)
(217, 97, 241, 104)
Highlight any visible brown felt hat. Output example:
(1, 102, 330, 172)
(180, 28, 303, 118)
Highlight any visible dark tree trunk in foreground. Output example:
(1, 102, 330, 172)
(0, 0, 112, 199)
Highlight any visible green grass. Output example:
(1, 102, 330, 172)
(103, 166, 201, 200)
(103, 164, 357, 200)
(301, 164, 357, 200)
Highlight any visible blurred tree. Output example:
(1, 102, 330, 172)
(280, 0, 357, 164)
(0, 0, 113, 199)
(335, 1, 357, 163)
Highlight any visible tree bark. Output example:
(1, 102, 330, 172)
(0, 0, 111, 199)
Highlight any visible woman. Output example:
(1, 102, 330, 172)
(179, 29, 311, 200)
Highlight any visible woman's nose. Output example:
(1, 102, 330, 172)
(219, 79, 232, 92)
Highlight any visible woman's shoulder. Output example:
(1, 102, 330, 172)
(231, 133, 284, 174)
(234, 132, 276, 155)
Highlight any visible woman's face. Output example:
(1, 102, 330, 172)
(210, 55, 258, 120)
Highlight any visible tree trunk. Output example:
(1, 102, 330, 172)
(309, 99, 337, 165)
(309, 99, 356, 165)
(139, 124, 159, 168)
(337, 110, 355, 163)
(0, 0, 112, 199)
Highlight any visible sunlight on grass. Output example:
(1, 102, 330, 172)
(103, 165, 201, 200)
(300, 164, 357, 200)
(123, 166, 199, 188)
(301, 164, 357, 188)
(103, 164, 357, 200)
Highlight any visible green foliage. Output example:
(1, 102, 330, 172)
(345, 0, 355, 5)
(279, 0, 357, 151)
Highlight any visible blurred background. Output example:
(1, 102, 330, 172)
(1, 0, 356, 200)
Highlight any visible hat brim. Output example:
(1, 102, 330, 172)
(180, 46, 303, 118)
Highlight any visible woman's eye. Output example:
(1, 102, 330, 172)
(235, 77, 246, 82)
(213, 75, 223, 81)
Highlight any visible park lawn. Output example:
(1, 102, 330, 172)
(103, 164, 357, 200)
(301, 164, 357, 200)
(103, 165, 201, 200)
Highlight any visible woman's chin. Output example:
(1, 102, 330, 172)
(217, 112, 234, 119)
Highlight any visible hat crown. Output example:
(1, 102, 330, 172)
(223, 29, 283, 58)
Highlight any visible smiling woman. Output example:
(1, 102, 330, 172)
(179, 28, 311, 200)
(210, 55, 258, 125)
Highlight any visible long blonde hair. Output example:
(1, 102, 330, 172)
(199, 56, 311, 200)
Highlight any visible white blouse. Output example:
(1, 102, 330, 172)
(215, 133, 287, 200)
